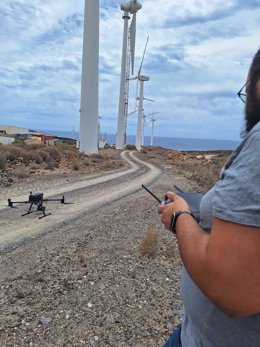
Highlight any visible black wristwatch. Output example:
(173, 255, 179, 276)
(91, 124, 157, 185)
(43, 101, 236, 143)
(170, 210, 196, 234)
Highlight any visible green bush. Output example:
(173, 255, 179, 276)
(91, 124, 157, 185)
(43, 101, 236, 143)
(125, 144, 136, 150)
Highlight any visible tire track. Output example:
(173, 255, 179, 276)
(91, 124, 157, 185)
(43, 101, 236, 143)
(0, 151, 160, 247)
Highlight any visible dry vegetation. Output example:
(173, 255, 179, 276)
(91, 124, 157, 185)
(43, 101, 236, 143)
(0, 140, 124, 188)
(0, 140, 231, 194)
(140, 146, 231, 193)
(139, 223, 161, 257)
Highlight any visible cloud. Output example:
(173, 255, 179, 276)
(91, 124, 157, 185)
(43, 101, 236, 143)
(0, 0, 258, 141)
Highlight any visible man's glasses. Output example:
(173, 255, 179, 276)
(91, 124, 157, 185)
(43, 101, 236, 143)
(237, 83, 247, 103)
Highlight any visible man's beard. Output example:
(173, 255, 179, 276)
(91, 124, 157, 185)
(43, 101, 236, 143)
(244, 99, 260, 133)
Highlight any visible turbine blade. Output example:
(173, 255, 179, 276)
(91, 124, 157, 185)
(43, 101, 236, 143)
(135, 79, 139, 108)
(143, 97, 155, 102)
(138, 35, 149, 77)
(129, 12, 136, 75)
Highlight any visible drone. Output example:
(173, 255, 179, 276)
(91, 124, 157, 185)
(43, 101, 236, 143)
(8, 192, 73, 219)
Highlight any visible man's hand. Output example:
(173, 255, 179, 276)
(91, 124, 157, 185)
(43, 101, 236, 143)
(157, 191, 190, 230)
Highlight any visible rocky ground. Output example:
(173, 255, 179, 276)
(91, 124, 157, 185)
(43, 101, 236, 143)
(0, 146, 231, 347)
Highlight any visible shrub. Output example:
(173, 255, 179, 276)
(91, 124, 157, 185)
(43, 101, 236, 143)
(16, 166, 29, 178)
(25, 143, 43, 151)
(27, 152, 43, 164)
(3, 145, 27, 161)
(83, 158, 90, 166)
(139, 224, 160, 257)
(0, 154, 7, 170)
(90, 153, 102, 160)
(45, 161, 56, 170)
(46, 147, 62, 161)
(35, 148, 51, 162)
(72, 161, 81, 170)
(63, 149, 76, 159)
(13, 137, 25, 146)
(30, 161, 38, 170)
(57, 142, 78, 152)
(125, 144, 136, 150)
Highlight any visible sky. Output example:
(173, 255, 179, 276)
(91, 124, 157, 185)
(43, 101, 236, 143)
(0, 0, 259, 141)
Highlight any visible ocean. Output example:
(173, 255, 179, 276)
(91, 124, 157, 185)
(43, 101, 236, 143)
(39, 130, 240, 152)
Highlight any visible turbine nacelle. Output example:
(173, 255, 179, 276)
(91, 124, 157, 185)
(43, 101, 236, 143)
(130, 74, 150, 81)
(139, 75, 150, 81)
(121, 0, 142, 13)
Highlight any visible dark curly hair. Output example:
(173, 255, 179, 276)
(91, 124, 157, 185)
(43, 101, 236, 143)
(245, 48, 260, 132)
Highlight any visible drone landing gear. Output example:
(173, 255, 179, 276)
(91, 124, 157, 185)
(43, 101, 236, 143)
(8, 192, 73, 219)
(21, 202, 51, 219)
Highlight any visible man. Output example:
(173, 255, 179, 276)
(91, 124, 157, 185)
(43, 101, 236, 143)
(158, 48, 260, 347)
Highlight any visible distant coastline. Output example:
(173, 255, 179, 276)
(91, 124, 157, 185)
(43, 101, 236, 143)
(38, 129, 240, 152)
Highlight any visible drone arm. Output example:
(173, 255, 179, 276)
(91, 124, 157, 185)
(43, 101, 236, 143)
(43, 196, 72, 204)
(8, 199, 31, 207)
(43, 196, 64, 203)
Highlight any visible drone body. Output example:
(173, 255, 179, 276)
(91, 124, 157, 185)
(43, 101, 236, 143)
(8, 192, 70, 219)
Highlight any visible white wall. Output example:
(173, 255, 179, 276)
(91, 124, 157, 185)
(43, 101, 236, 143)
(0, 136, 15, 145)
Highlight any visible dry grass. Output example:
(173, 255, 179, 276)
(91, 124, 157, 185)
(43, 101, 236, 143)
(139, 223, 160, 257)
(0, 153, 7, 170)
(72, 160, 81, 171)
(0, 141, 125, 187)
(0, 143, 63, 164)
(15, 166, 30, 178)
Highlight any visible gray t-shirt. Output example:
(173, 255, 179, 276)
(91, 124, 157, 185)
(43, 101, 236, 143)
(180, 121, 260, 347)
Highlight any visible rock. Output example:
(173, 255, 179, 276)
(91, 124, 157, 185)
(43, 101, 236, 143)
(13, 320, 23, 327)
(39, 316, 52, 325)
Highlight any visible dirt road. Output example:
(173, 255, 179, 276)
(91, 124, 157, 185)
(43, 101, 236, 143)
(0, 148, 227, 346)
(0, 151, 160, 250)
(0, 149, 185, 347)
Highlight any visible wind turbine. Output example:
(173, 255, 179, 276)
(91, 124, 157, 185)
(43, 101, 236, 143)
(131, 36, 150, 150)
(79, 0, 99, 154)
(148, 111, 159, 146)
(141, 109, 157, 146)
(116, 0, 142, 150)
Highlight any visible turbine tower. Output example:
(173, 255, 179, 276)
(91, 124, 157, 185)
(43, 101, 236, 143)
(150, 115, 156, 146)
(116, 0, 142, 150)
(148, 111, 159, 146)
(131, 36, 150, 150)
(79, 0, 99, 154)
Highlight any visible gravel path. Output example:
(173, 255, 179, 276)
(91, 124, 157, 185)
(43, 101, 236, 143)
(0, 151, 160, 248)
(0, 148, 224, 346)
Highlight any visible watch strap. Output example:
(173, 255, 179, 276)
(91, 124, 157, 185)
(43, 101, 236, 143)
(170, 210, 196, 234)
